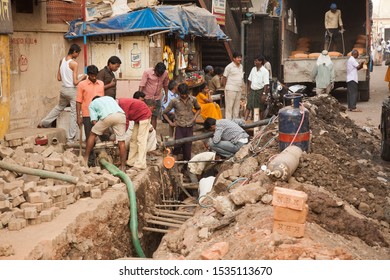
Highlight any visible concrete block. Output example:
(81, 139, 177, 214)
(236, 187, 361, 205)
(55, 166, 71, 174)
(28, 153, 44, 164)
(43, 157, 63, 167)
(23, 143, 35, 153)
(24, 207, 38, 219)
(200, 242, 229, 260)
(48, 185, 67, 197)
(28, 216, 42, 225)
(3, 181, 24, 194)
(8, 139, 23, 147)
(21, 174, 40, 182)
(0, 200, 11, 211)
(12, 195, 26, 207)
(43, 199, 53, 209)
(9, 187, 23, 199)
(100, 181, 109, 190)
(52, 194, 67, 203)
(0, 171, 17, 183)
(12, 146, 26, 159)
(272, 187, 308, 211)
(0, 146, 15, 158)
(274, 205, 309, 224)
(63, 157, 75, 168)
(20, 202, 43, 212)
(0, 212, 15, 225)
(90, 188, 102, 199)
(42, 146, 55, 158)
(33, 145, 46, 153)
(77, 182, 92, 193)
(12, 208, 24, 218)
(40, 209, 54, 222)
(66, 194, 75, 205)
(229, 182, 267, 206)
(43, 164, 55, 171)
(65, 184, 75, 194)
(53, 201, 67, 209)
(273, 220, 305, 238)
(102, 173, 120, 186)
(24, 161, 41, 169)
(27, 192, 45, 203)
(23, 181, 37, 195)
(50, 207, 60, 216)
(8, 218, 27, 231)
(90, 166, 102, 174)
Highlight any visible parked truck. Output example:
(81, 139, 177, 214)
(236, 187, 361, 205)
(280, 0, 372, 100)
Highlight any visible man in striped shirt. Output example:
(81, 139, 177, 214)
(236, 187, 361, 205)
(203, 117, 249, 158)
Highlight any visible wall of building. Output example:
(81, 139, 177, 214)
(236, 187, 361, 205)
(10, 3, 84, 131)
(0, 35, 11, 138)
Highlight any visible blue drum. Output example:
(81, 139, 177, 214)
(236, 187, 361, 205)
(278, 94, 310, 152)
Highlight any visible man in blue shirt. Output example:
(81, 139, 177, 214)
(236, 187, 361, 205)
(84, 96, 127, 170)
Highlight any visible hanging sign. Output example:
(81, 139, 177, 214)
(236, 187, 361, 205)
(212, 0, 226, 26)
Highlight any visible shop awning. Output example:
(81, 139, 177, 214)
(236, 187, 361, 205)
(64, 5, 228, 40)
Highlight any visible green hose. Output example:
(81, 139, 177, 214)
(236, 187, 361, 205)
(0, 161, 78, 184)
(99, 158, 146, 258)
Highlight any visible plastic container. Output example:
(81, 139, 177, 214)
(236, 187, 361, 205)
(279, 94, 310, 152)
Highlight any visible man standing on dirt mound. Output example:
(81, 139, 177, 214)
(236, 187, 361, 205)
(324, 3, 345, 52)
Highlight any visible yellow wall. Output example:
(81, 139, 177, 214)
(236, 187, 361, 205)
(0, 35, 10, 139)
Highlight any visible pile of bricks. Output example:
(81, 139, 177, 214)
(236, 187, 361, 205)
(272, 186, 308, 237)
(0, 142, 121, 231)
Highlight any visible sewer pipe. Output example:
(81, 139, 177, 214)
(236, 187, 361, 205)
(99, 158, 146, 258)
(0, 161, 78, 184)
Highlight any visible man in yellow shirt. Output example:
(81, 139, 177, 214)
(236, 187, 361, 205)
(324, 3, 345, 52)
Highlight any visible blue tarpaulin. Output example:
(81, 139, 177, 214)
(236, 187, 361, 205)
(65, 5, 228, 40)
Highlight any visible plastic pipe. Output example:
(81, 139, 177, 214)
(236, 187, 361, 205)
(0, 161, 78, 184)
(99, 158, 146, 258)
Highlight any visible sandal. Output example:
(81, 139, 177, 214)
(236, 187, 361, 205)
(349, 108, 362, 112)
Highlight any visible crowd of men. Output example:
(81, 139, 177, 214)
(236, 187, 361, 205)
(37, 2, 366, 171)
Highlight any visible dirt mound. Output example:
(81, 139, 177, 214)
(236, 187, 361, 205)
(153, 95, 390, 260)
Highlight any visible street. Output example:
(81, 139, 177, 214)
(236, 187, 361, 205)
(331, 62, 389, 129)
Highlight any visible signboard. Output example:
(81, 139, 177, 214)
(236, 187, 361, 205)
(0, 0, 13, 34)
(212, 0, 226, 26)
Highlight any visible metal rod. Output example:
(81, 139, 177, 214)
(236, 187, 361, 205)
(147, 215, 185, 224)
(153, 211, 191, 220)
(183, 183, 199, 190)
(146, 220, 181, 228)
(155, 204, 198, 208)
(163, 118, 272, 147)
(143, 227, 170, 234)
(161, 200, 184, 204)
(154, 209, 194, 216)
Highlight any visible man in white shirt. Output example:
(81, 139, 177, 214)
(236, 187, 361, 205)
(244, 55, 269, 121)
(222, 52, 244, 119)
(346, 49, 364, 112)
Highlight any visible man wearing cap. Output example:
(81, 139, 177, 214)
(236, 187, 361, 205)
(324, 3, 344, 52)
(311, 50, 335, 96)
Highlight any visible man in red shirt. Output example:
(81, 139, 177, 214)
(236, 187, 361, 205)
(139, 62, 169, 130)
(76, 65, 104, 139)
(118, 97, 152, 170)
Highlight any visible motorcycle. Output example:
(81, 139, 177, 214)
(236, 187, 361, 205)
(263, 80, 307, 119)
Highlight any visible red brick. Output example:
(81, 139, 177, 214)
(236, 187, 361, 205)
(274, 204, 308, 224)
(273, 220, 305, 237)
(200, 242, 229, 260)
(272, 187, 308, 210)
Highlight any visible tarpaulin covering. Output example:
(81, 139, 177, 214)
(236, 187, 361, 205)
(64, 5, 228, 40)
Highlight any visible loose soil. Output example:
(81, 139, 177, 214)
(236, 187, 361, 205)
(153, 95, 390, 260)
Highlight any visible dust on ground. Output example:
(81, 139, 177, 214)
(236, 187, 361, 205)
(153, 95, 390, 260)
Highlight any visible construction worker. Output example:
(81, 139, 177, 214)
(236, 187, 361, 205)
(324, 3, 345, 52)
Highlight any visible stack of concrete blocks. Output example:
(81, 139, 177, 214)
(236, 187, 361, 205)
(0, 143, 121, 231)
(272, 187, 308, 237)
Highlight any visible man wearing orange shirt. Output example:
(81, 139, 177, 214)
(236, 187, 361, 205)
(76, 65, 104, 139)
